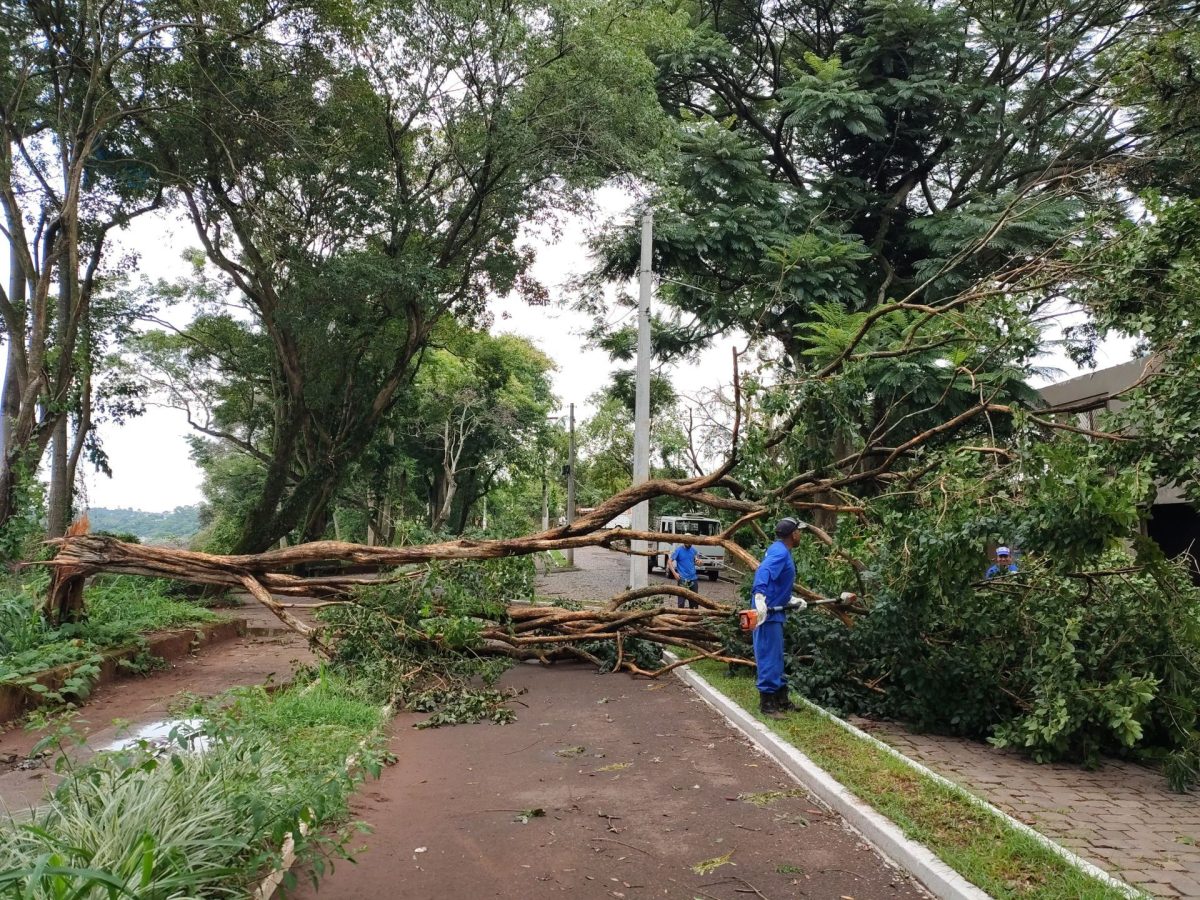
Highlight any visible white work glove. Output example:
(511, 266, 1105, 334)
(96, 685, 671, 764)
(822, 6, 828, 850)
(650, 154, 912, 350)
(839, 592, 857, 603)
(752, 592, 768, 625)
(785, 595, 807, 612)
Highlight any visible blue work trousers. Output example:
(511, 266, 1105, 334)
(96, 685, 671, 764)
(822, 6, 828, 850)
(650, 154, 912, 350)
(752, 620, 786, 693)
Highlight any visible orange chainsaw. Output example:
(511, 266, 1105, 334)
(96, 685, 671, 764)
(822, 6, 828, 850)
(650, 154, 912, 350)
(738, 593, 856, 632)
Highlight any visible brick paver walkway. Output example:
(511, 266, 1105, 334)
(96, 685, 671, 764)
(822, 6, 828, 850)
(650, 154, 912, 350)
(858, 722, 1200, 898)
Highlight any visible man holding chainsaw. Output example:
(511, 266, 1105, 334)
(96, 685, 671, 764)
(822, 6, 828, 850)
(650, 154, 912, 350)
(748, 517, 808, 718)
(746, 517, 856, 718)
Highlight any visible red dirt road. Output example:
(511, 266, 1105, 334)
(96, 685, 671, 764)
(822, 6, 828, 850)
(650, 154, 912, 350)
(289, 664, 927, 900)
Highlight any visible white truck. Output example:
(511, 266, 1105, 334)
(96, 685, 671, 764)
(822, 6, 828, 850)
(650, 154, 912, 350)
(648, 514, 724, 581)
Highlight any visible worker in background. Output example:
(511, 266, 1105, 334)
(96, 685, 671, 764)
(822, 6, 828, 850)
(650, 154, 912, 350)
(749, 517, 807, 718)
(667, 535, 700, 608)
(985, 545, 1019, 579)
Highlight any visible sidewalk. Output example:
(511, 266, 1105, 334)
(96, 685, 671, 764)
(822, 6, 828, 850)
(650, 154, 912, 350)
(859, 722, 1200, 898)
(288, 664, 930, 900)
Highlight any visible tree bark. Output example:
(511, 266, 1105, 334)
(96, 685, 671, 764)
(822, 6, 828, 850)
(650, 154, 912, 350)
(47, 276, 72, 538)
(0, 250, 25, 534)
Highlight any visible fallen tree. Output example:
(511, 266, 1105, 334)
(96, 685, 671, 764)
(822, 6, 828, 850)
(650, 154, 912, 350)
(39, 214, 1130, 670)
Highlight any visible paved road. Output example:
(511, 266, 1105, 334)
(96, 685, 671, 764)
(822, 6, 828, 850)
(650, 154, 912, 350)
(290, 665, 927, 900)
(287, 547, 932, 899)
(537, 546, 745, 607)
(536, 549, 1200, 898)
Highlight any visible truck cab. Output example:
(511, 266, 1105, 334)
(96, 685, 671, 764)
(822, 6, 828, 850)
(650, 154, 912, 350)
(650, 514, 724, 581)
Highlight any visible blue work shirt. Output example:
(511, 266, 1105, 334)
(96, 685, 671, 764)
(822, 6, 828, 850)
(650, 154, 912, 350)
(751, 539, 796, 624)
(985, 562, 1018, 579)
(671, 545, 698, 581)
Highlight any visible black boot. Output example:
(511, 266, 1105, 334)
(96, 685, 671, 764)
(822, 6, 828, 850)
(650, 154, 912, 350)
(758, 691, 784, 719)
(773, 687, 795, 712)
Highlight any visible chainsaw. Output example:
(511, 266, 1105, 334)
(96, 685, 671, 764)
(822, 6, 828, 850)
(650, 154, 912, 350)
(737, 592, 856, 632)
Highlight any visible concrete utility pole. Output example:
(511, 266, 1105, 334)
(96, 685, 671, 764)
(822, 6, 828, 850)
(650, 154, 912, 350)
(566, 402, 576, 567)
(629, 210, 653, 590)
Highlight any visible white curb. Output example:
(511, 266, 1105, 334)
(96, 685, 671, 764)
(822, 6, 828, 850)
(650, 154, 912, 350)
(674, 662, 1147, 900)
(674, 663, 991, 900)
(253, 704, 392, 900)
(785, 693, 1146, 899)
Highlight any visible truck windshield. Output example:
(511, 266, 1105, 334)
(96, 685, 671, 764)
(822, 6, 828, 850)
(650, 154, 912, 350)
(674, 520, 719, 536)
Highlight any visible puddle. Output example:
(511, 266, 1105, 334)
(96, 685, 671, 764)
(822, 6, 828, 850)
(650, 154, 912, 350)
(100, 718, 211, 753)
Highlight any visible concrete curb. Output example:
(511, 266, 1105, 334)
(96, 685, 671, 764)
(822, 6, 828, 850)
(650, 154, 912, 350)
(253, 704, 391, 900)
(0, 618, 247, 726)
(674, 663, 991, 900)
(786, 693, 1146, 899)
(675, 662, 1147, 900)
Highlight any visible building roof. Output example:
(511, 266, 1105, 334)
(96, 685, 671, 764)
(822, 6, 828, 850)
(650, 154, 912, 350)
(1038, 357, 1154, 411)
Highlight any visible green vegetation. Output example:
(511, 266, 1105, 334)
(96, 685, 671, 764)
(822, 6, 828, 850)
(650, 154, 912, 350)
(0, 671, 387, 899)
(692, 662, 1132, 900)
(0, 574, 217, 705)
(88, 506, 202, 545)
(741, 442, 1200, 790)
(319, 557, 535, 724)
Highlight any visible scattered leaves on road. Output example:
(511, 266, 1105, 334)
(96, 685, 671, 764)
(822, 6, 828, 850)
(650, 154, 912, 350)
(690, 852, 734, 875)
(737, 788, 806, 807)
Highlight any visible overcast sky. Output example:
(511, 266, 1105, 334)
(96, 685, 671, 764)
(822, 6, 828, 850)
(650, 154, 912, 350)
(4, 189, 1135, 512)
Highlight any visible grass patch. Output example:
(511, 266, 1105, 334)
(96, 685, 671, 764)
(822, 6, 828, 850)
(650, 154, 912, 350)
(0, 669, 388, 898)
(86, 577, 218, 637)
(691, 661, 1136, 900)
(0, 573, 219, 704)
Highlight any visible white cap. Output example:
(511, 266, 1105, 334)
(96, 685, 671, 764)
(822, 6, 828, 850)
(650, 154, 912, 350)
(996, 546, 1011, 557)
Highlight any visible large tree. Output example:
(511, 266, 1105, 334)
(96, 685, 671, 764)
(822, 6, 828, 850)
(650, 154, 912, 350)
(579, 0, 1175, 489)
(0, 0, 166, 546)
(119, 0, 672, 552)
(595, 0, 1172, 342)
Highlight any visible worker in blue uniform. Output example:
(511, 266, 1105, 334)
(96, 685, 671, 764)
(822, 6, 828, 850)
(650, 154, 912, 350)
(667, 537, 700, 608)
(749, 517, 808, 718)
(985, 545, 1018, 579)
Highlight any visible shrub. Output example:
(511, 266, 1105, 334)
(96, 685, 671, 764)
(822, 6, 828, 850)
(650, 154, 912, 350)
(767, 442, 1200, 790)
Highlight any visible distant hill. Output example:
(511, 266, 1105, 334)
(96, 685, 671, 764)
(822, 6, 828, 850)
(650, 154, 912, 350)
(87, 505, 202, 544)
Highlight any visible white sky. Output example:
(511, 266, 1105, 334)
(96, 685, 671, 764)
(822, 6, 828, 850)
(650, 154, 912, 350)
(79, 190, 747, 511)
(5, 189, 1135, 513)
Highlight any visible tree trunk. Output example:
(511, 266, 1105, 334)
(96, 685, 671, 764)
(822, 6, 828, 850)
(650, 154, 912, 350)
(47, 276, 71, 538)
(0, 253, 26, 540)
(230, 414, 302, 553)
(431, 460, 458, 532)
(365, 487, 377, 546)
(65, 327, 93, 507)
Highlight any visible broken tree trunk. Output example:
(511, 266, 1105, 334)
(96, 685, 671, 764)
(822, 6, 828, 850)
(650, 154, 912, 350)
(40, 530, 778, 671)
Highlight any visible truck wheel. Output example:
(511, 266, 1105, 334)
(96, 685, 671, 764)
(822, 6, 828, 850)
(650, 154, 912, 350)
(707, 571, 719, 581)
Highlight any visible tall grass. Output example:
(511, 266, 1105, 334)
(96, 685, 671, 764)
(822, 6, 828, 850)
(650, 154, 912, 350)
(0, 672, 388, 898)
(0, 740, 289, 898)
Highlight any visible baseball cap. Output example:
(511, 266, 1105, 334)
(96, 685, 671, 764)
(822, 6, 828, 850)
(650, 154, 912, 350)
(996, 546, 1011, 557)
(775, 517, 800, 537)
